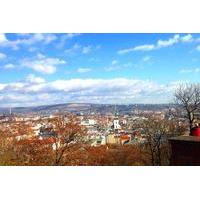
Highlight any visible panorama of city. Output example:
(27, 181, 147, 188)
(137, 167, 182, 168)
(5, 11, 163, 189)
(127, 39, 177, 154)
(0, 33, 200, 166)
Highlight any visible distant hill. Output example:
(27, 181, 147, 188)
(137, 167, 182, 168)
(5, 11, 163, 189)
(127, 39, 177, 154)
(0, 103, 173, 115)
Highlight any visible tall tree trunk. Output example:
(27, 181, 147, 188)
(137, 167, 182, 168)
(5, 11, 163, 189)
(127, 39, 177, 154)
(157, 145, 161, 166)
(187, 110, 194, 134)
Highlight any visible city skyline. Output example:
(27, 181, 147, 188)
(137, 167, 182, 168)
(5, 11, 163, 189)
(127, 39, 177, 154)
(0, 33, 200, 107)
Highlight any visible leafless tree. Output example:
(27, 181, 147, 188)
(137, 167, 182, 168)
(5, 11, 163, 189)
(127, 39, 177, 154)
(174, 83, 200, 133)
(142, 118, 178, 165)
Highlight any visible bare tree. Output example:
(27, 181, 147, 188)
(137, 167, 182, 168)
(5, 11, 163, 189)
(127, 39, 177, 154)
(142, 118, 178, 165)
(174, 83, 200, 133)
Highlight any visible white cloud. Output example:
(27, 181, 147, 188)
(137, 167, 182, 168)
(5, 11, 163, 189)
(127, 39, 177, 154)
(4, 63, 15, 69)
(65, 43, 99, 55)
(118, 44, 155, 54)
(56, 34, 81, 49)
(196, 45, 200, 51)
(157, 34, 180, 48)
(28, 47, 38, 52)
(142, 56, 151, 62)
(0, 77, 183, 107)
(82, 46, 92, 54)
(24, 33, 57, 45)
(111, 60, 118, 65)
(0, 33, 57, 50)
(0, 33, 18, 50)
(77, 67, 91, 73)
(105, 60, 133, 71)
(65, 43, 82, 54)
(0, 33, 7, 42)
(118, 34, 194, 54)
(134, 44, 155, 51)
(23, 62, 56, 74)
(43, 34, 57, 44)
(0, 52, 6, 60)
(179, 67, 200, 74)
(20, 54, 66, 74)
(66, 33, 81, 39)
(25, 74, 46, 84)
(181, 34, 193, 42)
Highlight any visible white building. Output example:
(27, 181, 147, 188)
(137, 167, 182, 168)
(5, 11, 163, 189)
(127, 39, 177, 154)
(81, 119, 96, 126)
(113, 117, 121, 130)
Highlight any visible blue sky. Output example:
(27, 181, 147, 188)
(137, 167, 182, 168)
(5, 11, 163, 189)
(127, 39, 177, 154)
(0, 33, 200, 107)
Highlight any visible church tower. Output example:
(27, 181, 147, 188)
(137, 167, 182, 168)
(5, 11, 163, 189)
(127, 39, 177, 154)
(113, 105, 121, 131)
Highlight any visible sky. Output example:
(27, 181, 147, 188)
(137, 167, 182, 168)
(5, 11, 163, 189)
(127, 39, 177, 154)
(0, 33, 200, 107)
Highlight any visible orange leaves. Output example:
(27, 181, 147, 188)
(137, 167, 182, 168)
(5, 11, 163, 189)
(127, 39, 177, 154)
(0, 114, 151, 166)
(62, 144, 149, 166)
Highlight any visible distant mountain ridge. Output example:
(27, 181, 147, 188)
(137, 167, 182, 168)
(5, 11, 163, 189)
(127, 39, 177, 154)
(0, 103, 173, 115)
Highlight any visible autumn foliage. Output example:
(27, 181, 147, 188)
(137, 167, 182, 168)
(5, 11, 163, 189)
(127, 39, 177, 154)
(0, 115, 176, 166)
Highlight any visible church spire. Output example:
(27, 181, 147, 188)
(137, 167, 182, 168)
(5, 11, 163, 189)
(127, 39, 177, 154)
(114, 104, 118, 117)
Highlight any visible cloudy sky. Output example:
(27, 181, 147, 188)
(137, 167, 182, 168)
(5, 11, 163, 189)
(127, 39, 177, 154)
(0, 33, 199, 107)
